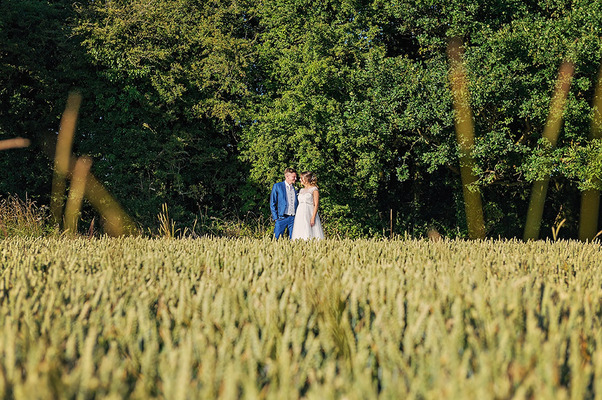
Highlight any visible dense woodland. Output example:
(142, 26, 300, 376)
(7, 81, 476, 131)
(2, 0, 602, 238)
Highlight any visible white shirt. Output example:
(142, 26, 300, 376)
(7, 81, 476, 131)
(285, 183, 295, 215)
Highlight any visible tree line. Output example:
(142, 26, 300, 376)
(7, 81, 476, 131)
(2, 0, 602, 238)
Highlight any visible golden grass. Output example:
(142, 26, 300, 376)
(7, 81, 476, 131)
(1, 237, 601, 398)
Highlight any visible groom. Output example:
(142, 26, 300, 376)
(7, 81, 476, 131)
(270, 167, 299, 239)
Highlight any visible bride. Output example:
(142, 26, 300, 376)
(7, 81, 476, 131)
(291, 171, 324, 240)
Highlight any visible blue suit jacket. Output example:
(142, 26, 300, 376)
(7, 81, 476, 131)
(270, 181, 298, 220)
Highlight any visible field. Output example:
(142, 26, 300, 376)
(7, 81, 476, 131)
(1, 237, 602, 399)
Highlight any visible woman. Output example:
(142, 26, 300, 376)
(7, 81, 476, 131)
(291, 171, 324, 240)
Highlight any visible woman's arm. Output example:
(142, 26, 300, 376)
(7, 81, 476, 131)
(311, 188, 319, 226)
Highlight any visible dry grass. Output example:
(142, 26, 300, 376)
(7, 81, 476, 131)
(0, 195, 55, 237)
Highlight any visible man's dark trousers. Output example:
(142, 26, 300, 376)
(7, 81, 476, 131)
(274, 215, 295, 239)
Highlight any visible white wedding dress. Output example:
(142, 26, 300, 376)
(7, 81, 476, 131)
(291, 187, 324, 240)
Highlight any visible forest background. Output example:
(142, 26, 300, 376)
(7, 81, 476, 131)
(2, 0, 602, 239)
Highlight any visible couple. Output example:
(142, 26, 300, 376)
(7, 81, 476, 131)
(270, 167, 324, 240)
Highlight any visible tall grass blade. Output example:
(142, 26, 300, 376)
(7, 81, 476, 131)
(524, 63, 574, 240)
(0, 137, 30, 150)
(51, 92, 81, 225)
(64, 156, 92, 234)
(447, 38, 486, 239)
(157, 203, 176, 238)
(84, 174, 137, 236)
(578, 64, 602, 241)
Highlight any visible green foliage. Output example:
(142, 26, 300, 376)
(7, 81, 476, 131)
(3, 0, 602, 237)
(0, 0, 83, 199)
(559, 139, 602, 191)
(519, 138, 560, 182)
(240, 0, 602, 237)
(72, 0, 259, 226)
(519, 138, 602, 192)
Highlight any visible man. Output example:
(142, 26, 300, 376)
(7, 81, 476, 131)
(270, 167, 299, 239)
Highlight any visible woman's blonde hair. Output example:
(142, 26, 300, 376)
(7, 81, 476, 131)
(300, 171, 317, 186)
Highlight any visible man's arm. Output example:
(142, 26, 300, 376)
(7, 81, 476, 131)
(270, 184, 279, 220)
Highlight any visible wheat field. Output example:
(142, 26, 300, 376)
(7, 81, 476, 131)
(1, 237, 601, 399)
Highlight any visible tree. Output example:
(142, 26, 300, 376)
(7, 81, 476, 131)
(74, 0, 259, 226)
(4, 0, 602, 238)
(241, 0, 602, 238)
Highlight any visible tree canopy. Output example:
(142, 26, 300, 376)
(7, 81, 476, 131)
(2, 0, 602, 238)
